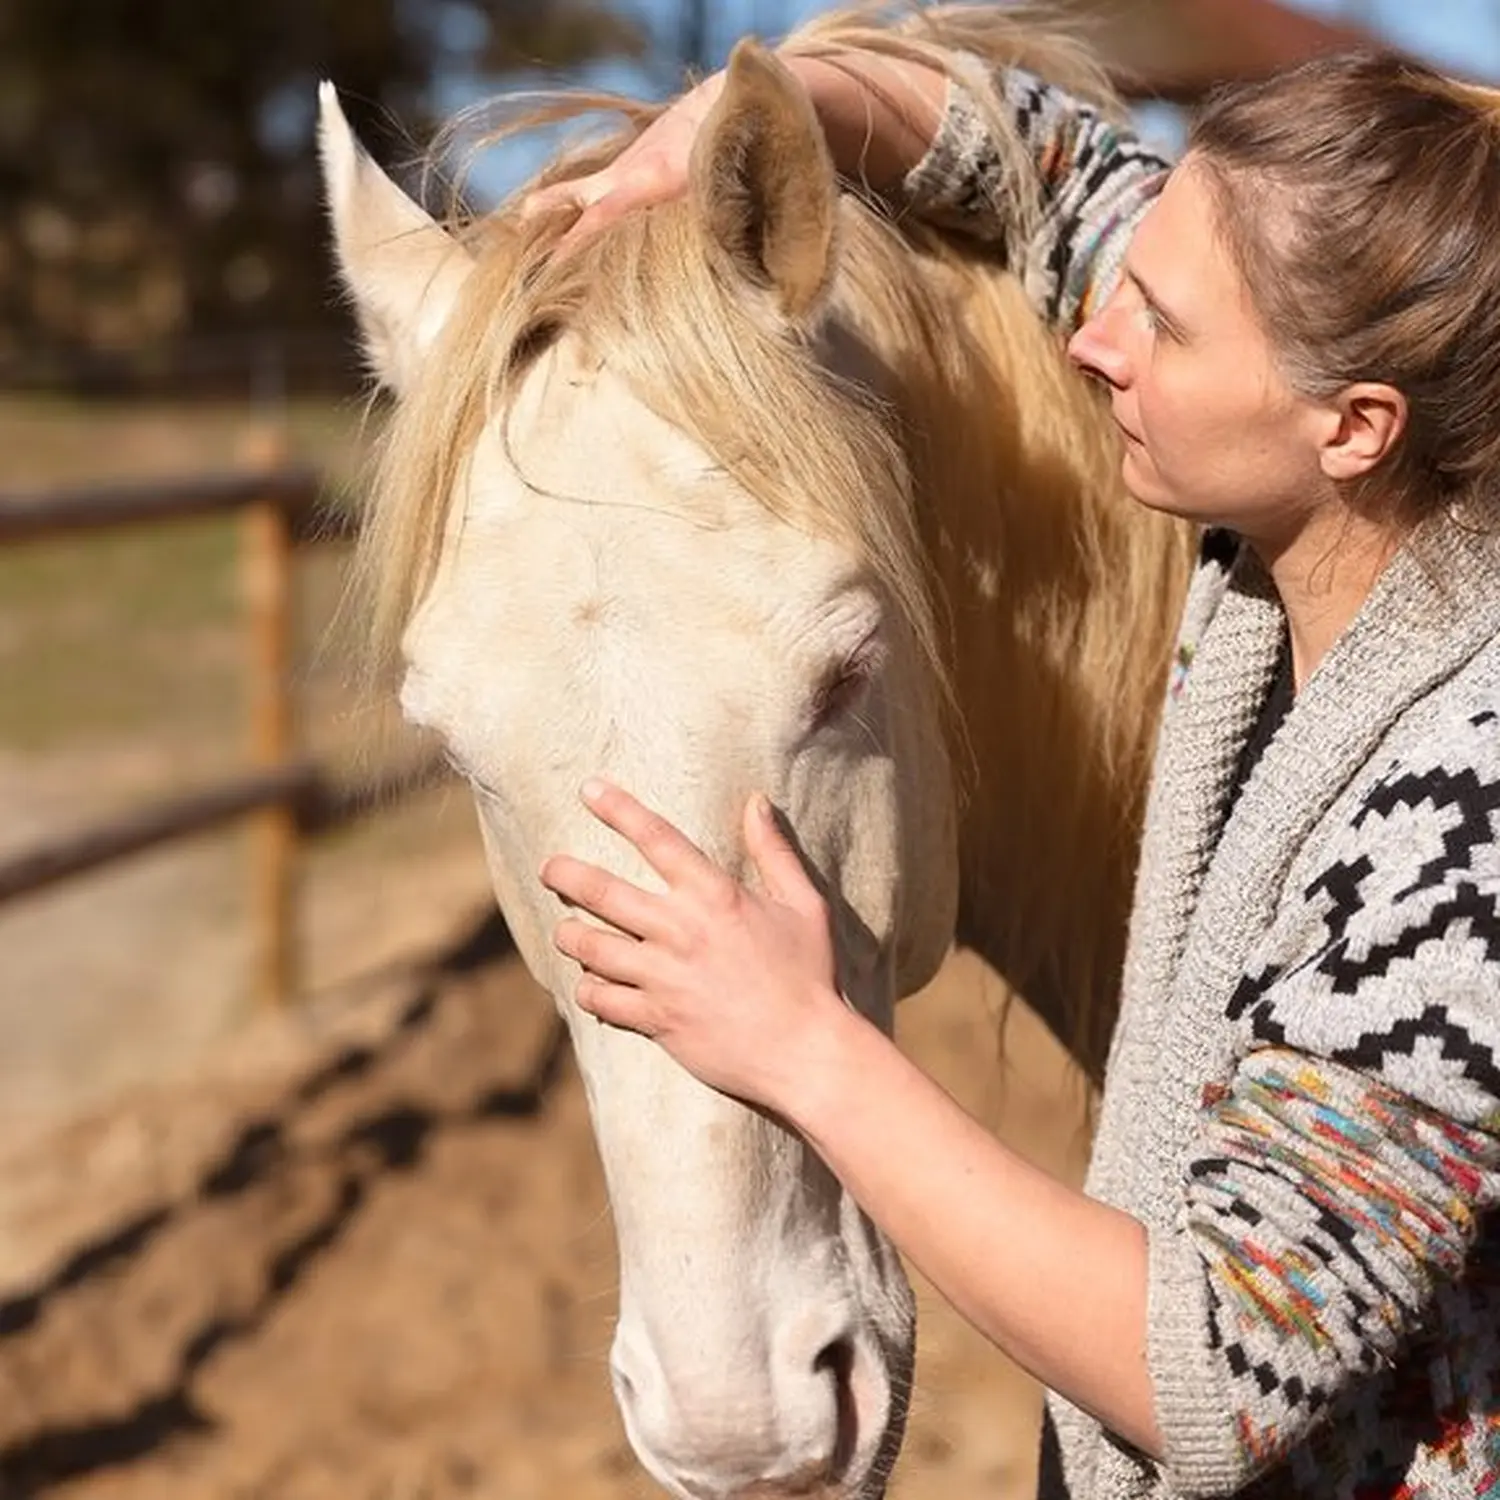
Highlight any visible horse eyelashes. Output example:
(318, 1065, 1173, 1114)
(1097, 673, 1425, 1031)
(810, 656, 872, 730)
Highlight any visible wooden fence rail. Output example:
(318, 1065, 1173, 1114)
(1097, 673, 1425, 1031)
(0, 754, 448, 906)
(0, 467, 336, 542)
(0, 450, 446, 1010)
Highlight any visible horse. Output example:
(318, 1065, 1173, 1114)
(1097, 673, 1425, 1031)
(319, 10, 1193, 1497)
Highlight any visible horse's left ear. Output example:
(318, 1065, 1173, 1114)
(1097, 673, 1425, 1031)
(318, 83, 474, 393)
(689, 40, 838, 322)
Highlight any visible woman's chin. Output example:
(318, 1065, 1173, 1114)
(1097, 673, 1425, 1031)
(1119, 446, 1167, 511)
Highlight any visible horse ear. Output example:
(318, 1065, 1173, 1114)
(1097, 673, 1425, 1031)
(689, 40, 837, 321)
(318, 83, 474, 393)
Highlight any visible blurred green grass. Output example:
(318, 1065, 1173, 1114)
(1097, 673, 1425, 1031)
(0, 395, 378, 755)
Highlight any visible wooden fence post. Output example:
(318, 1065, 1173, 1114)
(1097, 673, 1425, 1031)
(239, 426, 298, 1010)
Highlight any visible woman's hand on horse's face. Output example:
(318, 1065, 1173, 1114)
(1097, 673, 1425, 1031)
(540, 780, 849, 1111)
(519, 73, 725, 254)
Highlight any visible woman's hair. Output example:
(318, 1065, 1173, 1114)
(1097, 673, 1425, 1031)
(1189, 52, 1500, 524)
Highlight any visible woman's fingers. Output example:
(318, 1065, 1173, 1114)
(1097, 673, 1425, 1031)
(554, 916, 654, 988)
(520, 153, 681, 246)
(519, 70, 722, 254)
(743, 793, 821, 909)
(552, 200, 621, 258)
(575, 975, 657, 1036)
(519, 171, 610, 220)
(540, 852, 676, 940)
(580, 780, 726, 893)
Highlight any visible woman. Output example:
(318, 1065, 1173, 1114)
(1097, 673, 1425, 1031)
(534, 23, 1500, 1499)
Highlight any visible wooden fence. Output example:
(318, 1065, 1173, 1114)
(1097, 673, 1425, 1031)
(0, 445, 449, 1010)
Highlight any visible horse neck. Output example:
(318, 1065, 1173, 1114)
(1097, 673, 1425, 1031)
(842, 244, 1193, 1077)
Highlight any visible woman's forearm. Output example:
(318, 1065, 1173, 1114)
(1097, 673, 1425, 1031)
(786, 1001, 1163, 1457)
(784, 51, 950, 191)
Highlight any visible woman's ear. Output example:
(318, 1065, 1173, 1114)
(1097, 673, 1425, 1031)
(1319, 382, 1408, 482)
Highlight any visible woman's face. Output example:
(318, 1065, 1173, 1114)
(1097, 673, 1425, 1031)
(1068, 155, 1330, 543)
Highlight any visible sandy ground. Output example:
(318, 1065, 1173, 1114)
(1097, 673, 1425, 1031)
(0, 800, 1092, 1500)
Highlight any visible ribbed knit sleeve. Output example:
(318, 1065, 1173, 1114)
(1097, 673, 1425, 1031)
(902, 66, 1170, 332)
(1147, 706, 1500, 1495)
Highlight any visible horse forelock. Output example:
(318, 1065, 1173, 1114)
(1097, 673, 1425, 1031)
(355, 144, 943, 706)
(352, 2, 1129, 694)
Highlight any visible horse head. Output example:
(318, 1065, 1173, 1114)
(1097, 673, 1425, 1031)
(321, 40, 959, 1500)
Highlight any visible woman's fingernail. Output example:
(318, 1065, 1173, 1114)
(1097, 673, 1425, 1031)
(581, 778, 606, 803)
(752, 792, 773, 820)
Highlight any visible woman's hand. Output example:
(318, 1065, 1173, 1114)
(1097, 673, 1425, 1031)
(519, 72, 725, 253)
(518, 49, 947, 257)
(539, 779, 853, 1111)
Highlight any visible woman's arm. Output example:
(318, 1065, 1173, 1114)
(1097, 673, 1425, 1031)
(790, 991, 1162, 1455)
(524, 45, 1169, 330)
(523, 49, 949, 246)
(898, 64, 1170, 330)
(784, 51, 950, 191)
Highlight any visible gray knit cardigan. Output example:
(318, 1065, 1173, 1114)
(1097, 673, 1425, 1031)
(905, 70, 1500, 1500)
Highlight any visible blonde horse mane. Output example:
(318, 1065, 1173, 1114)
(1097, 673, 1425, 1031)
(355, 3, 1194, 1071)
(358, 4, 1120, 670)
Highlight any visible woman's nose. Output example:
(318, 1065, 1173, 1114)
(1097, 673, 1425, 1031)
(1067, 298, 1131, 390)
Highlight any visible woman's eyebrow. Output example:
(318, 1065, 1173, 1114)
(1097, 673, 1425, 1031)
(1126, 267, 1190, 338)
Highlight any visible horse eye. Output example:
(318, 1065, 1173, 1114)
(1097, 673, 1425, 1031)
(810, 667, 862, 728)
(809, 635, 881, 729)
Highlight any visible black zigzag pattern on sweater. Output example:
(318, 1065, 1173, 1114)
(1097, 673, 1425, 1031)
(1300, 763, 1500, 998)
(1228, 763, 1500, 1098)
(1312, 882, 1500, 992)
(1227, 962, 1282, 1019)
(1351, 764, 1500, 901)
(1247, 992, 1500, 1098)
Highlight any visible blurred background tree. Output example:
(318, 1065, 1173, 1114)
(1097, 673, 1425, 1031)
(3, 0, 1489, 393)
(0, 0, 644, 387)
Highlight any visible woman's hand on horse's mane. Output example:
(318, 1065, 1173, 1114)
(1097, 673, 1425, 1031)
(539, 780, 857, 1112)
(517, 47, 945, 258)
(518, 73, 725, 255)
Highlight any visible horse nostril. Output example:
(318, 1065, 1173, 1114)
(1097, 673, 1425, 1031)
(813, 1334, 853, 1380)
(813, 1335, 858, 1480)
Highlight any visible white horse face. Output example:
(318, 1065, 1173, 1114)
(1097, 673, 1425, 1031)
(320, 46, 956, 1500)
(404, 340, 934, 1496)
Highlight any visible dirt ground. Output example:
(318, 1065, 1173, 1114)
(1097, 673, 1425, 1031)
(0, 863, 1092, 1500)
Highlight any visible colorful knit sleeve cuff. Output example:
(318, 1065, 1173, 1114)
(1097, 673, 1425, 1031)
(901, 72, 1011, 243)
(1146, 1222, 1247, 1498)
(900, 62, 1170, 332)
